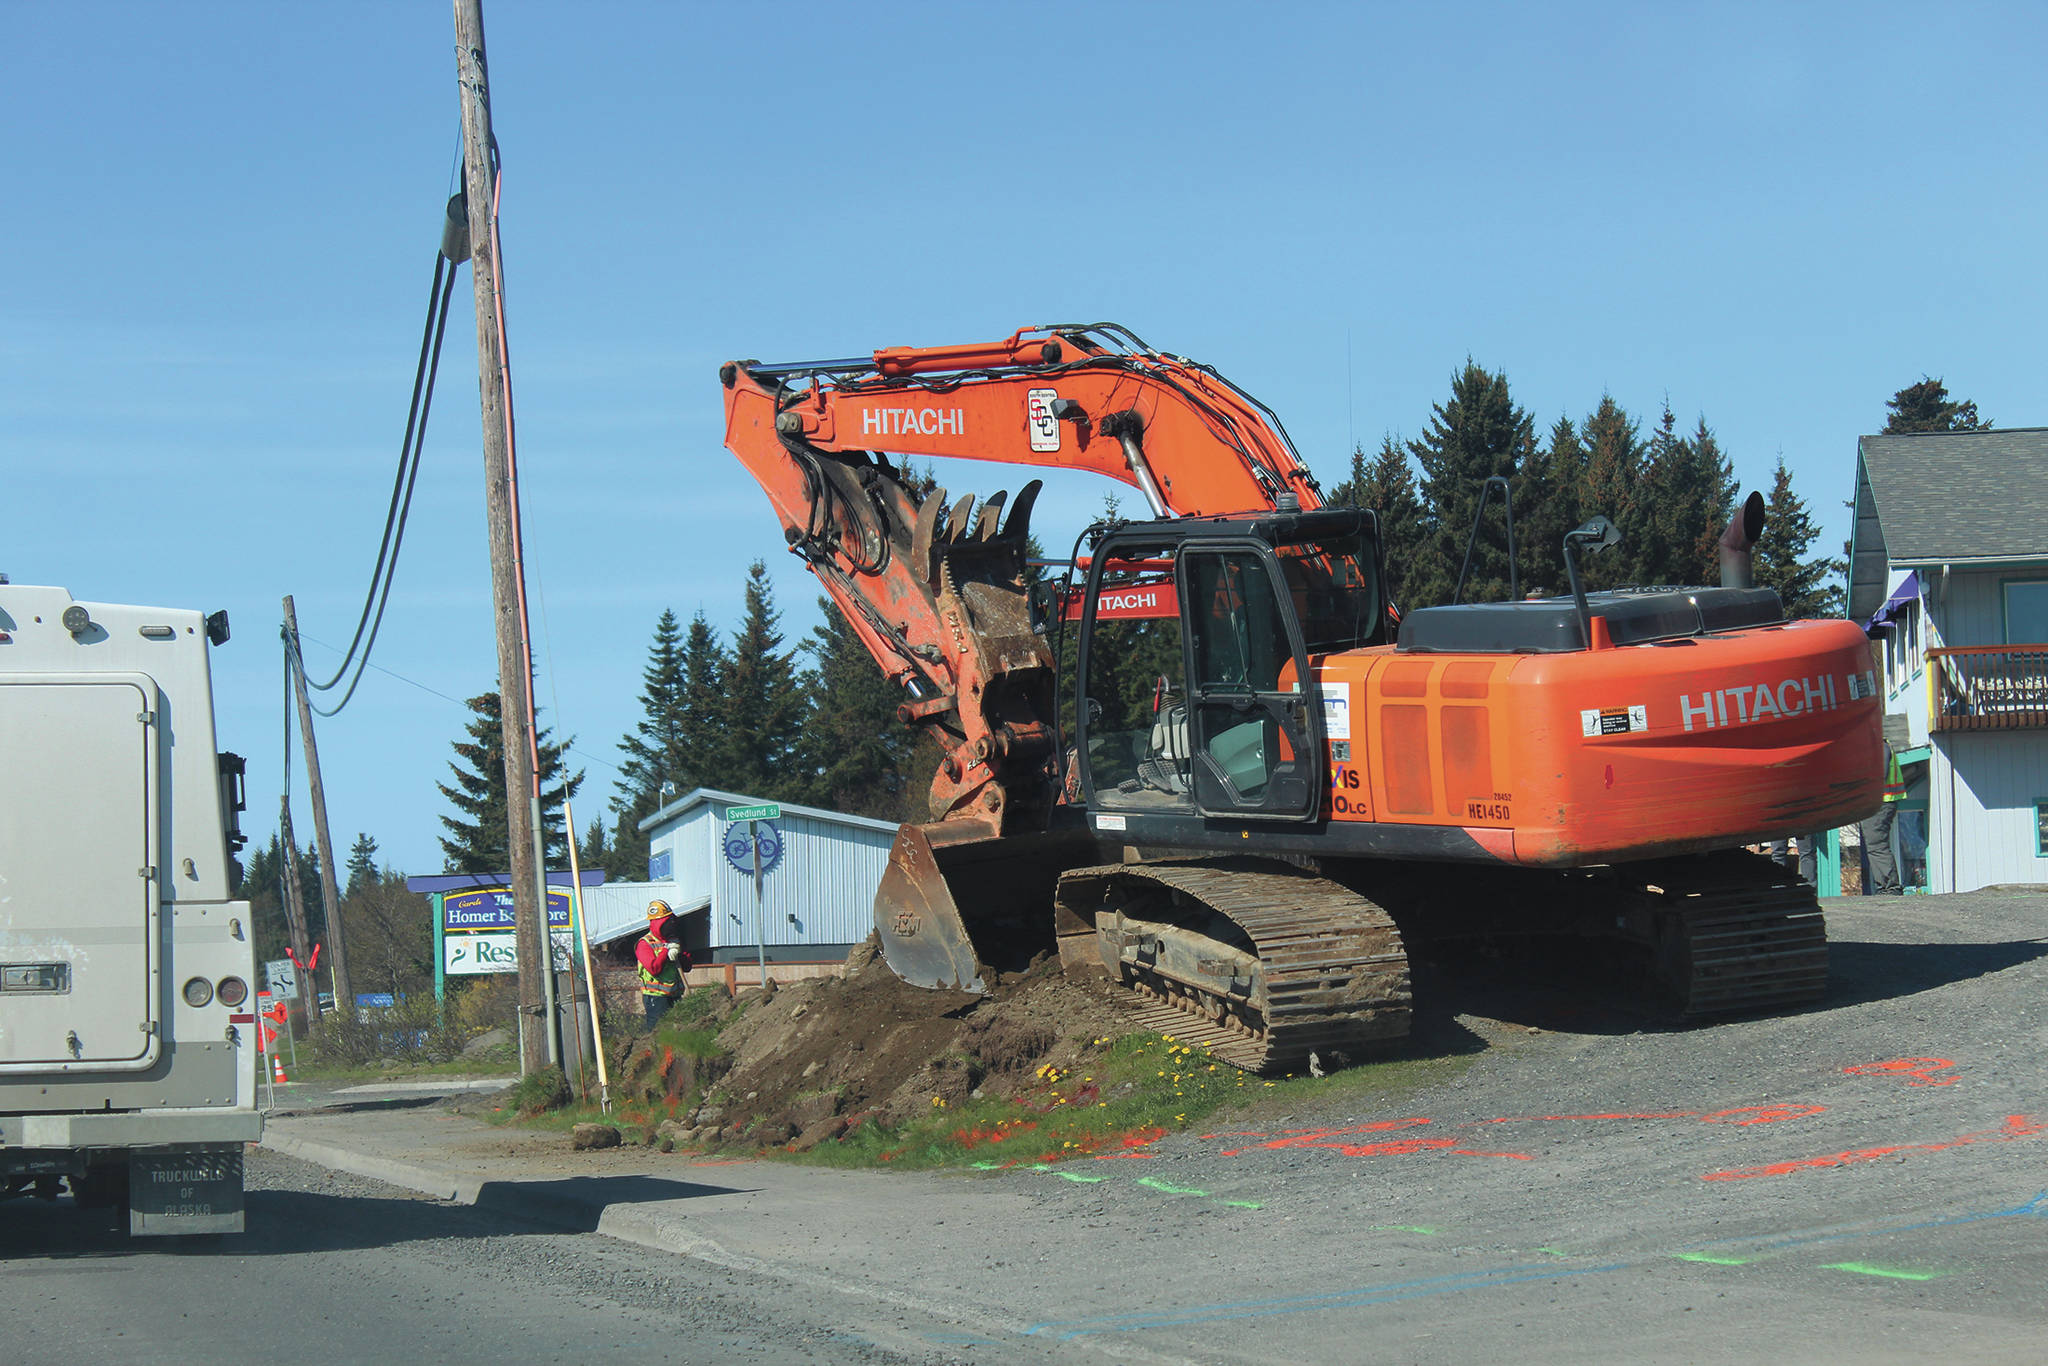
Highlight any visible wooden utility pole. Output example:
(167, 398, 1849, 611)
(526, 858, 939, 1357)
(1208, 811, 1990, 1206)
(276, 794, 317, 1023)
(282, 596, 354, 1013)
(453, 0, 556, 1074)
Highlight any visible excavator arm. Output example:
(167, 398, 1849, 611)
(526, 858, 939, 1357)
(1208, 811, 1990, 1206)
(717, 323, 1320, 833)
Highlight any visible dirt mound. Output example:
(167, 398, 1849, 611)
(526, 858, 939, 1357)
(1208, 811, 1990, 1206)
(686, 936, 1141, 1149)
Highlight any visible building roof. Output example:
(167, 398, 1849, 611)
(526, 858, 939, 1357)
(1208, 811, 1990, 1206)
(403, 869, 606, 895)
(1848, 428, 2048, 621)
(635, 785, 901, 836)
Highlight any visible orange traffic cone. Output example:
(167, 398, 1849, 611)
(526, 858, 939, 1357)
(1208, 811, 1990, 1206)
(271, 1053, 288, 1084)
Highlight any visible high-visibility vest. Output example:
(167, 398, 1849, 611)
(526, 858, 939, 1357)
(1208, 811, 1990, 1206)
(638, 932, 685, 998)
(1881, 747, 1906, 802)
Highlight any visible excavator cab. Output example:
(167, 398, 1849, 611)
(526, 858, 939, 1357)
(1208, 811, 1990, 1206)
(1075, 508, 1387, 824)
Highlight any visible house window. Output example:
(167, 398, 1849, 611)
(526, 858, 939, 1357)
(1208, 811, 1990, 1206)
(2007, 581, 2048, 646)
(2037, 799, 2048, 858)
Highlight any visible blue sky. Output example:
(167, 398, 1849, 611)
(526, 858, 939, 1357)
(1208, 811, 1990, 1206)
(4, 3, 2040, 877)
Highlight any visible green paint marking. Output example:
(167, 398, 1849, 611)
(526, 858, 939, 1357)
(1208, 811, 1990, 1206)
(1673, 1253, 1754, 1266)
(1536, 1247, 1571, 1257)
(1056, 1172, 1108, 1184)
(1136, 1177, 1209, 1197)
(1822, 1263, 1946, 1282)
(1367, 1225, 1442, 1235)
(1029, 1164, 1053, 1172)
(1222, 1200, 1263, 1209)
(971, 1161, 1004, 1171)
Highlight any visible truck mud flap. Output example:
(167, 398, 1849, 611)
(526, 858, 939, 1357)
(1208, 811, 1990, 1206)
(129, 1146, 244, 1236)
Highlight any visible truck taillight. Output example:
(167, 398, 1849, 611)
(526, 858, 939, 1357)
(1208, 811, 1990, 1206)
(182, 977, 214, 1008)
(215, 977, 248, 1008)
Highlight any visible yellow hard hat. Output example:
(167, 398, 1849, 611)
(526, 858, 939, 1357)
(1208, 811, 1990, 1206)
(646, 899, 672, 920)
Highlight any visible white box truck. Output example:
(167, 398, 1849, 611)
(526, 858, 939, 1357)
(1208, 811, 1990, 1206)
(0, 581, 261, 1234)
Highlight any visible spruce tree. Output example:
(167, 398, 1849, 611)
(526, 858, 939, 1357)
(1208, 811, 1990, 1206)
(1883, 378, 1988, 434)
(800, 597, 919, 818)
(1754, 456, 1845, 618)
(1631, 405, 1736, 587)
(344, 832, 379, 898)
(1407, 362, 1537, 607)
(1575, 396, 1646, 590)
(1330, 436, 1424, 609)
(717, 562, 809, 800)
(437, 691, 585, 873)
(676, 611, 731, 789)
(1517, 417, 1585, 597)
(609, 609, 687, 873)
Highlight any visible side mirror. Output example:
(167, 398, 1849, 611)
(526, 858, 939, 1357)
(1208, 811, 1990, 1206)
(1566, 515, 1621, 555)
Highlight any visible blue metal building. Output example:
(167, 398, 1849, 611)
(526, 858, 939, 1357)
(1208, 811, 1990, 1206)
(578, 787, 898, 962)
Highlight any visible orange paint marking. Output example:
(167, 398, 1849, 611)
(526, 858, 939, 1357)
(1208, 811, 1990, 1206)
(688, 1158, 753, 1167)
(1701, 1115, 2047, 1182)
(1843, 1058, 1958, 1087)
(1701, 1105, 1828, 1125)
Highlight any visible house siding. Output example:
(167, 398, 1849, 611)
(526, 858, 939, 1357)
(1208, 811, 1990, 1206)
(1928, 731, 2048, 892)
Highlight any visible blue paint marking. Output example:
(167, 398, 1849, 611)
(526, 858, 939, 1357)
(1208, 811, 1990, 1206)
(1024, 1262, 1630, 1339)
(1678, 1188, 2048, 1263)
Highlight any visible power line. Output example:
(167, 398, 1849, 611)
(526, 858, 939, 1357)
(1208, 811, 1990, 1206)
(297, 630, 627, 780)
(303, 240, 461, 716)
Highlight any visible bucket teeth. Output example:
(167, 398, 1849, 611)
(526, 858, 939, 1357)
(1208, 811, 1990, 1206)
(975, 490, 1008, 541)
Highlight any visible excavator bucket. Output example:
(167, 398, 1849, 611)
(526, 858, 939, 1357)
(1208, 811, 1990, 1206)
(874, 817, 1099, 993)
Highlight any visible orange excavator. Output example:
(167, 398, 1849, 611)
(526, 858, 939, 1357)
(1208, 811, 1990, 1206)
(719, 323, 1881, 1071)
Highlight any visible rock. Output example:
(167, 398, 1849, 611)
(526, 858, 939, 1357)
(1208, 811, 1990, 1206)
(801, 1060, 821, 1078)
(461, 1025, 511, 1057)
(658, 1136, 675, 1153)
(702, 1126, 723, 1143)
(676, 1126, 701, 1144)
(693, 1105, 724, 1127)
(792, 1003, 808, 1020)
(656, 1118, 690, 1141)
(790, 1116, 848, 1153)
(571, 1123, 621, 1151)
(790, 1091, 840, 1126)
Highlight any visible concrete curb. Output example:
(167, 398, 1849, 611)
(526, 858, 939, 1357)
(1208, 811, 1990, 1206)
(259, 1132, 482, 1205)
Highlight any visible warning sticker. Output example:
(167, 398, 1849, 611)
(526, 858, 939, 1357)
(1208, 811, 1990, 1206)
(1321, 683, 1352, 740)
(1095, 812, 1127, 832)
(1581, 704, 1648, 737)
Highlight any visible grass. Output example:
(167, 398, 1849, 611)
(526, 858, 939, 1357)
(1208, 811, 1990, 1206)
(486, 1017, 725, 1141)
(284, 1047, 515, 1085)
(777, 1030, 1477, 1171)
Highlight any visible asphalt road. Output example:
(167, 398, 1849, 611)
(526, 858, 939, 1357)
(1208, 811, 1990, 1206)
(0, 1147, 1008, 1366)
(6, 888, 2045, 1366)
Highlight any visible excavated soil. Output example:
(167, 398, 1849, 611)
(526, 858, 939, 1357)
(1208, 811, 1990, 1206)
(657, 936, 1143, 1150)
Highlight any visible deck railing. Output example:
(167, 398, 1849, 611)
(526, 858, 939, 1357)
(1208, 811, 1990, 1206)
(1928, 645, 2048, 732)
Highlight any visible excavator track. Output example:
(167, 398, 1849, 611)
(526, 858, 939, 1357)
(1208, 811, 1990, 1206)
(1056, 860, 1411, 1075)
(1629, 851, 1830, 1015)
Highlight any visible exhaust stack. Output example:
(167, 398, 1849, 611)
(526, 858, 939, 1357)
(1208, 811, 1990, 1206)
(1718, 490, 1767, 589)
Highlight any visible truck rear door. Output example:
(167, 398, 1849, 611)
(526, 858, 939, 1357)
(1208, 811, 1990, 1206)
(0, 675, 161, 1071)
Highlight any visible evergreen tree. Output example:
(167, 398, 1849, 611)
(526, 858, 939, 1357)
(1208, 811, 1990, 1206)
(800, 597, 919, 819)
(1754, 455, 1845, 618)
(609, 609, 689, 875)
(1575, 395, 1647, 590)
(1632, 405, 1738, 587)
(716, 562, 808, 800)
(344, 832, 379, 898)
(437, 691, 585, 873)
(1517, 417, 1585, 597)
(1330, 436, 1424, 609)
(576, 816, 613, 876)
(675, 611, 730, 789)
(1406, 362, 1537, 607)
(1883, 378, 1988, 434)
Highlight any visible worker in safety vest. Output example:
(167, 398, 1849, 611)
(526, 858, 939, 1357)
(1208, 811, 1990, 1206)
(1860, 741, 1906, 895)
(635, 900, 692, 1026)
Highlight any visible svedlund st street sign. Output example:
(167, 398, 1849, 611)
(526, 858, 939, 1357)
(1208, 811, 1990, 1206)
(725, 803, 780, 823)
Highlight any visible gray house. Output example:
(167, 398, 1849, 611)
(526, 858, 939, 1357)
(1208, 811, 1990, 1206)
(1849, 428, 2048, 892)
